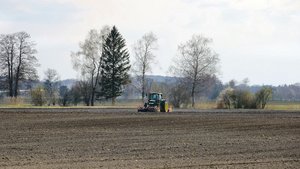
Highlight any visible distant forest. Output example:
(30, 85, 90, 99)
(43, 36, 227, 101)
(1, 75, 300, 102)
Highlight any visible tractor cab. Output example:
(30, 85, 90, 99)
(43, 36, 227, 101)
(147, 92, 163, 107)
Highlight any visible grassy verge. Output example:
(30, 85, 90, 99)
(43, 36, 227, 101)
(194, 102, 216, 109)
(1, 99, 299, 110)
(0, 100, 142, 109)
(194, 101, 300, 110)
(265, 101, 300, 110)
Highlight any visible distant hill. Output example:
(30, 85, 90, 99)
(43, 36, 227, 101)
(58, 76, 177, 89)
(60, 79, 77, 88)
(145, 75, 178, 84)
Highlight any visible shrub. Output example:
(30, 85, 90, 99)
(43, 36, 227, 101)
(31, 86, 46, 106)
(216, 87, 234, 109)
(231, 90, 256, 109)
(256, 87, 272, 109)
(217, 87, 271, 109)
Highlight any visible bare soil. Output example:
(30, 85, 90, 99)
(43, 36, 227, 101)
(0, 108, 299, 168)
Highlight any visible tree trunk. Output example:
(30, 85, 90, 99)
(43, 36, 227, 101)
(141, 62, 146, 103)
(14, 57, 21, 97)
(112, 97, 116, 106)
(142, 74, 145, 102)
(191, 80, 196, 108)
(91, 80, 95, 106)
(191, 60, 199, 108)
(90, 73, 95, 106)
(14, 41, 23, 98)
(7, 59, 13, 97)
(91, 91, 95, 106)
(14, 78, 19, 97)
(9, 67, 14, 97)
(191, 90, 195, 108)
(92, 65, 101, 106)
(8, 46, 14, 97)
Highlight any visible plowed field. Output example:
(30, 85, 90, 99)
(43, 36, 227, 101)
(0, 108, 299, 168)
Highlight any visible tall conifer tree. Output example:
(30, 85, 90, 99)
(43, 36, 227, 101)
(100, 26, 131, 105)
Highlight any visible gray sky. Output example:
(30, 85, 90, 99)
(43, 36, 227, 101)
(1, 0, 299, 85)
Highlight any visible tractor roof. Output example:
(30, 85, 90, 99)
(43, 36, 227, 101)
(149, 92, 162, 94)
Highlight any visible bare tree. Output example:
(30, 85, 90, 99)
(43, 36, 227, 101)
(132, 32, 157, 101)
(44, 68, 60, 106)
(170, 35, 219, 107)
(71, 26, 110, 106)
(0, 32, 38, 98)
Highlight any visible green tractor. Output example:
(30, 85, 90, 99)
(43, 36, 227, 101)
(138, 92, 171, 112)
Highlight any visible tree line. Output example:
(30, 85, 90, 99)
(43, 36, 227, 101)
(1, 26, 275, 109)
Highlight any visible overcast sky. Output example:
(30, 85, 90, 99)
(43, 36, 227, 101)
(0, 0, 299, 85)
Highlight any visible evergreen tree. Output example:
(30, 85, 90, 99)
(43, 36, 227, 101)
(100, 26, 131, 105)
